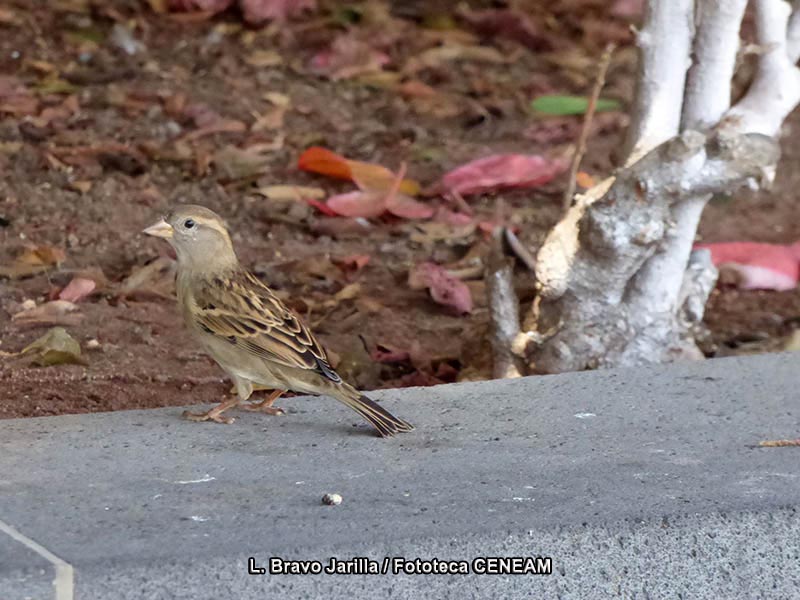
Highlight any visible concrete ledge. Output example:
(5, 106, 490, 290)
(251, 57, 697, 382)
(1, 353, 799, 599)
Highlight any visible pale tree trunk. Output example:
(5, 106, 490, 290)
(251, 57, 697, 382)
(487, 0, 800, 374)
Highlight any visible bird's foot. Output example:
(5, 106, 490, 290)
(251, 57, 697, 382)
(182, 410, 236, 424)
(240, 404, 285, 416)
(182, 397, 239, 424)
(239, 389, 285, 416)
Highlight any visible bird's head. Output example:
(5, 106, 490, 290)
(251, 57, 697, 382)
(143, 204, 237, 271)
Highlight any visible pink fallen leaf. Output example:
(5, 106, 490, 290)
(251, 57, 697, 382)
(386, 193, 435, 219)
(333, 254, 371, 272)
(408, 262, 473, 315)
(433, 207, 474, 226)
(611, 0, 645, 19)
(240, 0, 315, 23)
(309, 35, 390, 81)
(695, 241, 800, 291)
(457, 8, 555, 52)
(305, 198, 338, 216)
(58, 277, 96, 303)
(326, 190, 387, 218)
(325, 161, 431, 220)
(371, 344, 411, 364)
(168, 0, 232, 12)
(438, 153, 567, 196)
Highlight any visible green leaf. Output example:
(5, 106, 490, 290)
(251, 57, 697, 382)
(20, 327, 87, 367)
(531, 95, 621, 116)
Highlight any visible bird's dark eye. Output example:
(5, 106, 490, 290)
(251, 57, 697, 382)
(184, 219, 195, 229)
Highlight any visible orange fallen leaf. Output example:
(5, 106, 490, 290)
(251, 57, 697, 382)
(298, 146, 352, 180)
(298, 146, 420, 195)
(575, 171, 595, 189)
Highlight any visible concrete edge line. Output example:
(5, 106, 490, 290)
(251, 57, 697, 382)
(0, 518, 74, 600)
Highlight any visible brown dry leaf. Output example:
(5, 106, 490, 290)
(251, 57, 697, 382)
(26, 60, 57, 74)
(12, 300, 83, 328)
(408, 222, 477, 246)
(181, 119, 248, 142)
(18, 326, 87, 366)
(782, 330, 800, 351)
(68, 180, 92, 194)
(213, 144, 274, 179)
(321, 282, 362, 310)
(0, 7, 22, 25)
(251, 106, 286, 131)
(0, 141, 22, 154)
(146, 0, 168, 13)
(118, 257, 176, 300)
(257, 185, 325, 201)
(403, 44, 508, 75)
(245, 50, 283, 67)
(0, 245, 66, 279)
(251, 92, 291, 132)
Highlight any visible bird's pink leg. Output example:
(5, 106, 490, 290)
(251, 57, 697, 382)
(239, 390, 285, 415)
(182, 396, 240, 424)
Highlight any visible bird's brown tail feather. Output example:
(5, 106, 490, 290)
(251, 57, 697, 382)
(337, 391, 414, 437)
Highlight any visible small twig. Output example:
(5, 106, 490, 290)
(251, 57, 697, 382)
(486, 227, 523, 379)
(503, 228, 537, 273)
(758, 439, 800, 447)
(562, 43, 615, 211)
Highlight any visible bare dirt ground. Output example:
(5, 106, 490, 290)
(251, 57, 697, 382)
(1, 1, 798, 419)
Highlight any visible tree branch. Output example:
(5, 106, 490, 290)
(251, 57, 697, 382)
(725, 0, 800, 136)
(682, 0, 748, 129)
(623, 0, 694, 162)
(486, 228, 523, 379)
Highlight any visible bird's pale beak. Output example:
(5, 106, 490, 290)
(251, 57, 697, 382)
(142, 219, 174, 239)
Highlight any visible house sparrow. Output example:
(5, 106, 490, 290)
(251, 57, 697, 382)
(143, 204, 414, 437)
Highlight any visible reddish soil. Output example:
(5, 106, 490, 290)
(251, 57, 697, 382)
(1, 1, 798, 420)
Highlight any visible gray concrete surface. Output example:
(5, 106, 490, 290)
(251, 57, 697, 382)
(1, 352, 799, 599)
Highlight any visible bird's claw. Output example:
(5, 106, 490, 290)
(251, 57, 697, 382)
(182, 409, 236, 424)
(239, 404, 285, 416)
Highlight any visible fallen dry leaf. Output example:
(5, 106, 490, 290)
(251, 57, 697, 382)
(58, 277, 96, 303)
(12, 300, 83, 328)
(0, 244, 66, 279)
(245, 49, 283, 67)
(118, 257, 176, 300)
(326, 190, 387, 218)
(436, 153, 567, 196)
(68, 180, 93, 194)
(333, 254, 370, 273)
(258, 185, 325, 201)
(324, 162, 431, 220)
(298, 147, 420, 195)
(575, 171, 596, 189)
(371, 343, 411, 364)
(403, 43, 508, 75)
(457, 7, 555, 52)
(386, 193, 435, 220)
(18, 326, 87, 366)
(695, 241, 800, 291)
(213, 144, 273, 179)
(309, 34, 389, 81)
(251, 105, 286, 132)
(408, 262, 473, 314)
(240, 0, 315, 23)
